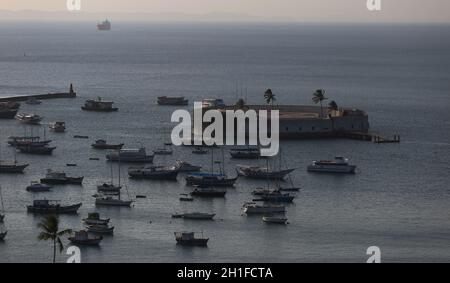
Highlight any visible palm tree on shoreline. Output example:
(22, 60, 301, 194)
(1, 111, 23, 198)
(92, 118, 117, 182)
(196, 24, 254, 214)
(312, 89, 328, 118)
(37, 215, 72, 263)
(264, 89, 276, 108)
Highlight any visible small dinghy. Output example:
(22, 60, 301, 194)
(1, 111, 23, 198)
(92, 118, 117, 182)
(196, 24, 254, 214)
(26, 182, 52, 192)
(262, 216, 288, 224)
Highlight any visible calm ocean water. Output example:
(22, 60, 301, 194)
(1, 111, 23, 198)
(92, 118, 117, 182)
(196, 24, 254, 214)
(0, 22, 449, 263)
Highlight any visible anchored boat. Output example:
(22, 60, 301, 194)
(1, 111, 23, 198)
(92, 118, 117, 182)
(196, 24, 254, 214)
(49, 121, 66, 132)
(82, 212, 110, 226)
(69, 230, 103, 246)
(307, 157, 356, 174)
(82, 98, 118, 112)
(26, 182, 52, 192)
(242, 202, 286, 215)
(236, 165, 295, 180)
(174, 232, 209, 247)
(128, 165, 179, 180)
(40, 170, 84, 185)
(91, 139, 124, 150)
(106, 148, 154, 163)
(15, 113, 43, 125)
(27, 200, 82, 214)
(157, 96, 188, 106)
(174, 161, 202, 172)
(172, 212, 215, 220)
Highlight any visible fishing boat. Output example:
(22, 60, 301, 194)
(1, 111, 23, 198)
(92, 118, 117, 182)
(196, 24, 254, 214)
(40, 170, 84, 185)
(174, 161, 202, 172)
(91, 139, 124, 150)
(174, 232, 209, 247)
(17, 144, 56, 155)
(82, 213, 110, 226)
(157, 96, 188, 106)
(172, 212, 215, 220)
(69, 230, 102, 246)
(0, 161, 29, 173)
(128, 165, 179, 180)
(190, 187, 227, 197)
(186, 172, 237, 187)
(8, 136, 51, 147)
(49, 121, 66, 132)
(81, 98, 118, 112)
(106, 148, 154, 163)
(236, 165, 295, 180)
(25, 98, 42, 105)
(229, 147, 262, 159)
(27, 200, 82, 214)
(15, 113, 43, 125)
(242, 203, 286, 215)
(192, 147, 208, 154)
(307, 157, 356, 174)
(86, 224, 114, 235)
(26, 182, 52, 192)
(262, 216, 288, 224)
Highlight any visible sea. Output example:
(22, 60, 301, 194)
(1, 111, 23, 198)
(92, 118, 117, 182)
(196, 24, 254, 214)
(0, 22, 449, 263)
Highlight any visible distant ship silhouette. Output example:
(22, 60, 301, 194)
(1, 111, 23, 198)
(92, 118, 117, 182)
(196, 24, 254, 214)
(97, 19, 111, 31)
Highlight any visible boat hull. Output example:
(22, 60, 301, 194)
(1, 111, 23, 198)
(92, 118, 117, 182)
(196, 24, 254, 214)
(69, 238, 102, 246)
(128, 170, 178, 180)
(81, 106, 118, 112)
(176, 238, 209, 247)
(0, 164, 29, 173)
(27, 203, 82, 214)
(307, 165, 356, 174)
(92, 143, 124, 150)
(236, 167, 295, 180)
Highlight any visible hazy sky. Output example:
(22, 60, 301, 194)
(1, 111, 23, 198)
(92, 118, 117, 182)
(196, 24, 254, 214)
(1, 0, 450, 22)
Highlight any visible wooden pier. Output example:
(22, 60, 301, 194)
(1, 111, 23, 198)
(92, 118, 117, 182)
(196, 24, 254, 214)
(0, 84, 77, 102)
(338, 132, 400, 143)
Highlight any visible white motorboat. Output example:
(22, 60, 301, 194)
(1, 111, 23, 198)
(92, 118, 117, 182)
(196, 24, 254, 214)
(307, 157, 356, 174)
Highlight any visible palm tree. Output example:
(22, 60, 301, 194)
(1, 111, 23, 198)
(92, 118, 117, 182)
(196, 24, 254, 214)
(37, 215, 72, 263)
(312, 89, 328, 118)
(264, 89, 276, 107)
